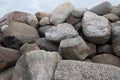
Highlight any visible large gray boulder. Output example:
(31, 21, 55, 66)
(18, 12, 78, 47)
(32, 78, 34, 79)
(82, 11, 111, 44)
(45, 23, 78, 42)
(3, 22, 39, 49)
(90, 1, 112, 15)
(59, 36, 90, 60)
(50, 2, 74, 25)
(54, 60, 120, 80)
(12, 50, 62, 80)
(0, 67, 14, 80)
(112, 26, 120, 57)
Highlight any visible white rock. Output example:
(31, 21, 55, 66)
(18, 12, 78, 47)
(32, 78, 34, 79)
(82, 11, 111, 44)
(39, 17, 50, 26)
(50, 2, 74, 25)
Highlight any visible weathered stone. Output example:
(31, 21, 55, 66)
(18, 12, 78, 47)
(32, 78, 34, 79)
(25, 15, 38, 28)
(0, 67, 14, 80)
(84, 59, 92, 62)
(54, 60, 120, 80)
(104, 13, 120, 22)
(87, 42, 96, 57)
(112, 21, 120, 27)
(45, 23, 78, 42)
(1, 25, 9, 33)
(82, 11, 111, 44)
(59, 36, 89, 60)
(35, 38, 58, 51)
(71, 8, 88, 18)
(90, 1, 112, 15)
(74, 22, 82, 31)
(0, 47, 20, 71)
(66, 15, 81, 26)
(0, 11, 30, 27)
(111, 6, 120, 17)
(112, 26, 120, 57)
(39, 17, 50, 26)
(38, 25, 55, 37)
(35, 12, 50, 21)
(20, 43, 40, 54)
(97, 44, 113, 54)
(12, 50, 62, 80)
(91, 54, 120, 67)
(3, 22, 39, 49)
(50, 2, 74, 25)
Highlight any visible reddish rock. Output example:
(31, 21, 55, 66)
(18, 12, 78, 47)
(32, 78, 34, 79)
(91, 54, 120, 67)
(0, 47, 20, 71)
(0, 11, 30, 27)
(35, 12, 50, 21)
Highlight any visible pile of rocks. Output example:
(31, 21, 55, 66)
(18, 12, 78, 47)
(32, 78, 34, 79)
(0, 1, 120, 80)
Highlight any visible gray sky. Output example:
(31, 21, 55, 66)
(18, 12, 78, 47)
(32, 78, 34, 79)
(0, 0, 120, 18)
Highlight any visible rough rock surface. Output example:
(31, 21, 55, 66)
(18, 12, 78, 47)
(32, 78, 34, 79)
(39, 17, 50, 26)
(0, 11, 30, 27)
(91, 54, 120, 67)
(38, 25, 55, 37)
(3, 22, 39, 49)
(59, 36, 89, 60)
(54, 60, 120, 80)
(90, 1, 112, 15)
(71, 8, 88, 18)
(20, 43, 40, 54)
(50, 2, 74, 25)
(97, 44, 113, 54)
(103, 13, 120, 22)
(82, 11, 111, 44)
(0, 67, 14, 80)
(36, 38, 58, 51)
(111, 6, 120, 17)
(45, 23, 78, 42)
(0, 47, 20, 71)
(25, 15, 38, 28)
(12, 50, 62, 80)
(112, 26, 120, 57)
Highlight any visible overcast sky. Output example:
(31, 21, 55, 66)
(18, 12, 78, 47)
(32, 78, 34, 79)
(0, 0, 120, 18)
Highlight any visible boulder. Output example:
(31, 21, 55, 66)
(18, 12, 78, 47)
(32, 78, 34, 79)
(38, 25, 55, 37)
(112, 21, 120, 27)
(35, 12, 50, 21)
(50, 2, 74, 25)
(1, 25, 9, 33)
(45, 23, 78, 42)
(3, 22, 39, 49)
(20, 43, 40, 54)
(66, 15, 81, 26)
(0, 11, 30, 27)
(91, 54, 120, 67)
(54, 60, 120, 80)
(87, 42, 96, 57)
(25, 15, 38, 28)
(82, 11, 111, 44)
(35, 38, 58, 51)
(0, 67, 14, 80)
(71, 8, 88, 18)
(12, 50, 62, 80)
(97, 44, 113, 54)
(0, 47, 20, 71)
(74, 22, 82, 31)
(111, 6, 120, 17)
(59, 36, 89, 60)
(103, 13, 120, 22)
(112, 26, 120, 57)
(90, 1, 112, 15)
(39, 17, 50, 26)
